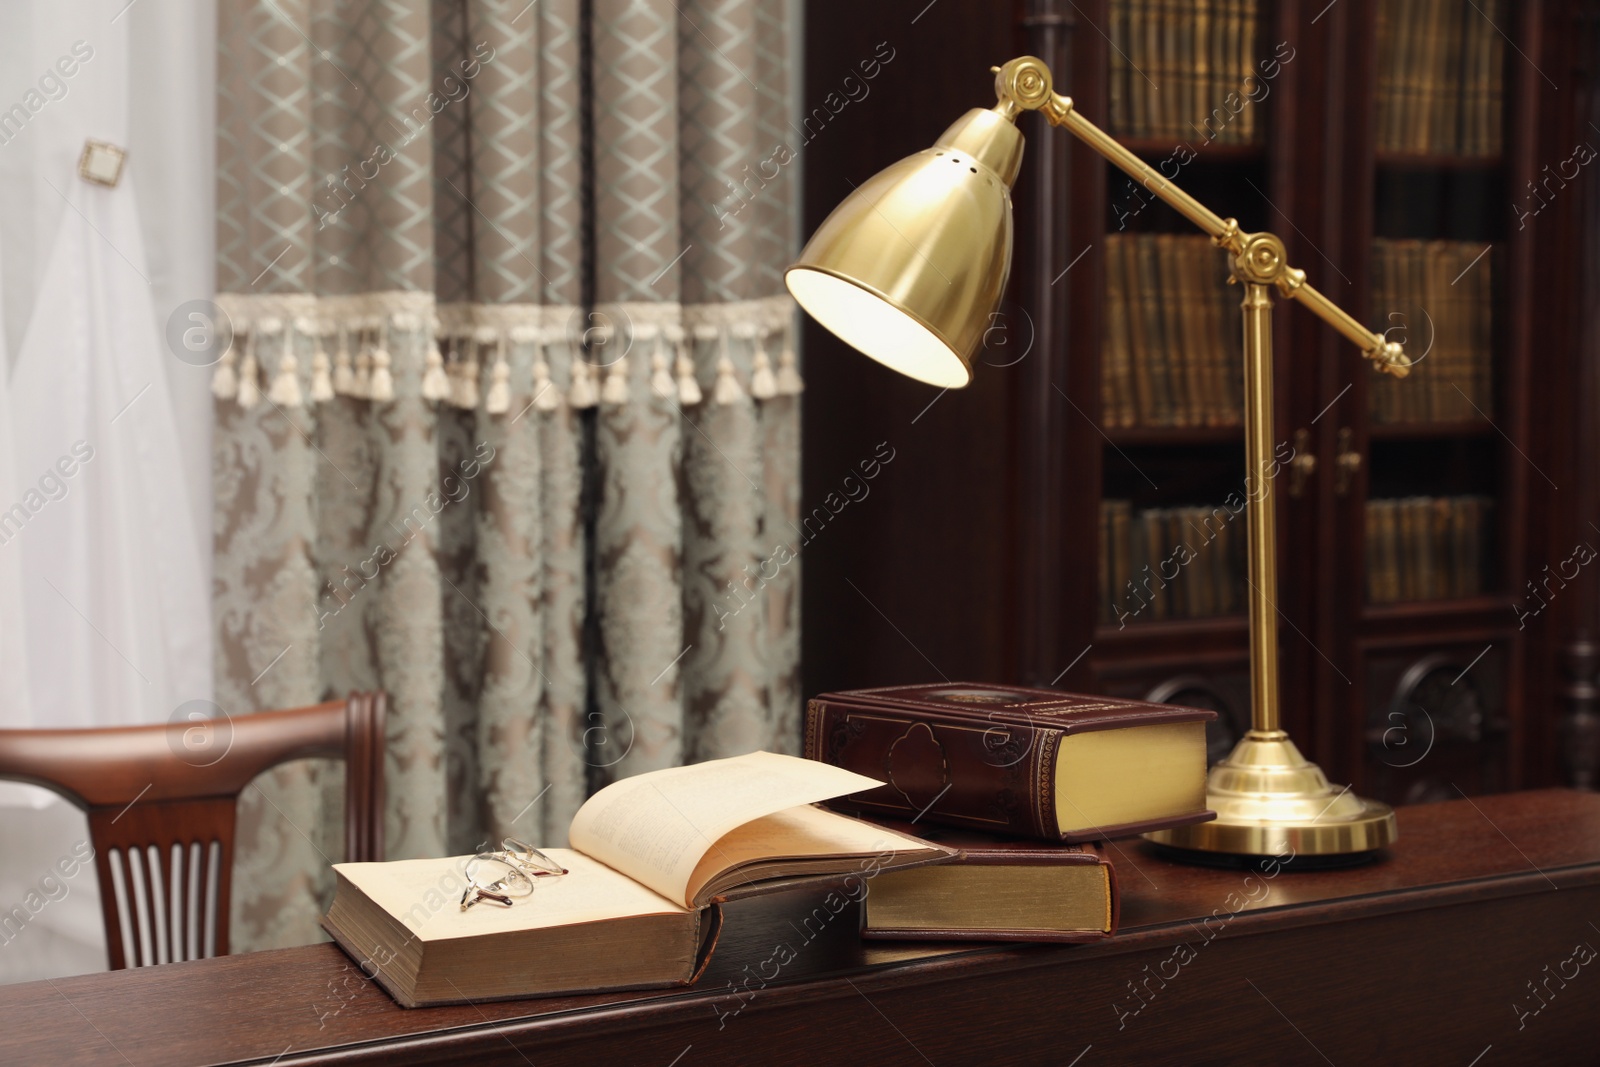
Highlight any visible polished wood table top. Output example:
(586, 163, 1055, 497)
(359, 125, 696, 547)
(4, 789, 1598, 1066)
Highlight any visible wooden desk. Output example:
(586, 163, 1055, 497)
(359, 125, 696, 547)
(4, 789, 1598, 1066)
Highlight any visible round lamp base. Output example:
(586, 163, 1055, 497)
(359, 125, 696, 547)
(1143, 731, 1398, 858)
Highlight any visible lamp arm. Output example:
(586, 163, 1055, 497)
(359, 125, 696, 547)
(991, 57, 1410, 378)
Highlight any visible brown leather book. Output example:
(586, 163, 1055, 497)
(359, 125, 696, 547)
(850, 817, 1119, 943)
(804, 682, 1216, 843)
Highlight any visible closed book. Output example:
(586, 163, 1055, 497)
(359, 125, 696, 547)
(1128, 0, 1150, 139)
(1428, 242, 1456, 420)
(851, 818, 1118, 943)
(1484, 0, 1505, 155)
(1162, 509, 1189, 618)
(1110, 499, 1134, 625)
(1450, 496, 1471, 598)
(1441, 0, 1465, 153)
(1104, 237, 1135, 428)
(1365, 499, 1382, 604)
(1157, 237, 1189, 425)
(1158, 0, 1184, 136)
(1099, 502, 1113, 625)
(1141, 507, 1170, 619)
(1184, 506, 1217, 618)
(1176, 0, 1195, 142)
(1164, 235, 1203, 426)
(1375, 2, 1398, 151)
(1138, 235, 1174, 424)
(1109, 0, 1129, 133)
(1381, 499, 1402, 604)
(804, 682, 1216, 843)
(1228, 0, 1254, 143)
(1191, 0, 1212, 144)
(1399, 497, 1420, 600)
(323, 752, 952, 1007)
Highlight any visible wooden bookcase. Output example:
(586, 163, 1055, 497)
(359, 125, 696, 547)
(799, 0, 1599, 798)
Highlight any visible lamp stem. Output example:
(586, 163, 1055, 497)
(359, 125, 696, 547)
(1241, 281, 1283, 738)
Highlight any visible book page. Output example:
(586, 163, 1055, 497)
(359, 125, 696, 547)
(684, 803, 941, 904)
(567, 751, 885, 907)
(332, 849, 688, 941)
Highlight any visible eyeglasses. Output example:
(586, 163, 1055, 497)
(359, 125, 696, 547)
(460, 838, 570, 911)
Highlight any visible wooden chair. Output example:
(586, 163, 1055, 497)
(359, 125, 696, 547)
(0, 692, 386, 969)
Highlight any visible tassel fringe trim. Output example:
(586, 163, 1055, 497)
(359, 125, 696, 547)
(210, 293, 802, 413)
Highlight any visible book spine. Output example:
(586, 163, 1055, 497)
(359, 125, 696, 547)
(1486, 0, 1505, 156)
(1156, 235, 1195, 426)
(1370, 238, 1392, 424)
(1104, 237, 1131, 428)
(1407, 239, 1427, 422)
(1109, 0, 1129, 134)
(1141, 235, 1175, 425)
(1158, 0, 1178, 139)
(1143, 507, 1170, 619)
(1444, 0, 1465, 154)
(1375, 2, 1396, 153)
(1192, 0, 1212, 146)
(1365, 498, 1380, 604)
(1112, 500, 1133, 624)
(1177, 238, 1206, 427)
(1239, 0, 1259, 144)
(1129, 0, 1149, 140)
(1127, 234, 1155, 424)
(1162, 509, 1186, 617)
(1099, 502, 1112, 625)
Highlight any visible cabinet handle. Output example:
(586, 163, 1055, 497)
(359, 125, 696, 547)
(1336, 427, 1362, 496)
(1289, 427, 1316, 498)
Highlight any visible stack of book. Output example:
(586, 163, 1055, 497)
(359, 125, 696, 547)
(1369, 238, 1496, 425)
(1366, 494, 1494, 604)
(1103, 234, 1244, 428)
(1107, 0, 1263, 145)
(806, 683, 1217, 942)
(1099, 499, 1246, 626)
(1375, 0, 1506, 157)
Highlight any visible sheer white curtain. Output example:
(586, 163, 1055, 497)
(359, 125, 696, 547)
(0, 0, 214, 983)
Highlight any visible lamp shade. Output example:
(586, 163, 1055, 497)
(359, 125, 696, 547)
(785, 107, 1025, 388)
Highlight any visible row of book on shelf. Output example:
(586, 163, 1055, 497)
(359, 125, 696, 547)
(1102, 0, 1507, 157)
(325, 684, 1217, 1007)
(1375, 0, 1507, 157)
(1368, 239, 1496, 425)
(1102, 233, 1244, 429)
(1099, 494, 1494, 625)
(1099, 235, 1496, 430)
(1107, 0, 1264, 145)
(1098, 499, 1245, 626)
(1366, 495, 1493, 604)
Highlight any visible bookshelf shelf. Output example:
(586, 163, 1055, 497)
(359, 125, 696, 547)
(1373, 152, 1506, 171)
(1103, 425, 1243, 446)
(1115, 138, 1266, 163)
(1368, 420, 1496, 440)
(1361, 594, 1510, 625)
(1358, 596, 1519, 647)
(1094, 613, 1249, 654)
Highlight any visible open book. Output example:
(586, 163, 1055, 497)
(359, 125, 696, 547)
(323, 752, 953, 1007)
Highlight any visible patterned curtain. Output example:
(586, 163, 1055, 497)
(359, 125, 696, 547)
(212, 0, 801, 952)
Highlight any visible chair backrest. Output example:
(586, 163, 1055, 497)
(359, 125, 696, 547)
(0, 692, 386, 969)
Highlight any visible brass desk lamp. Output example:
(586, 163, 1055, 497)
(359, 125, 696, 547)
(786, 57, 1407, 858)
